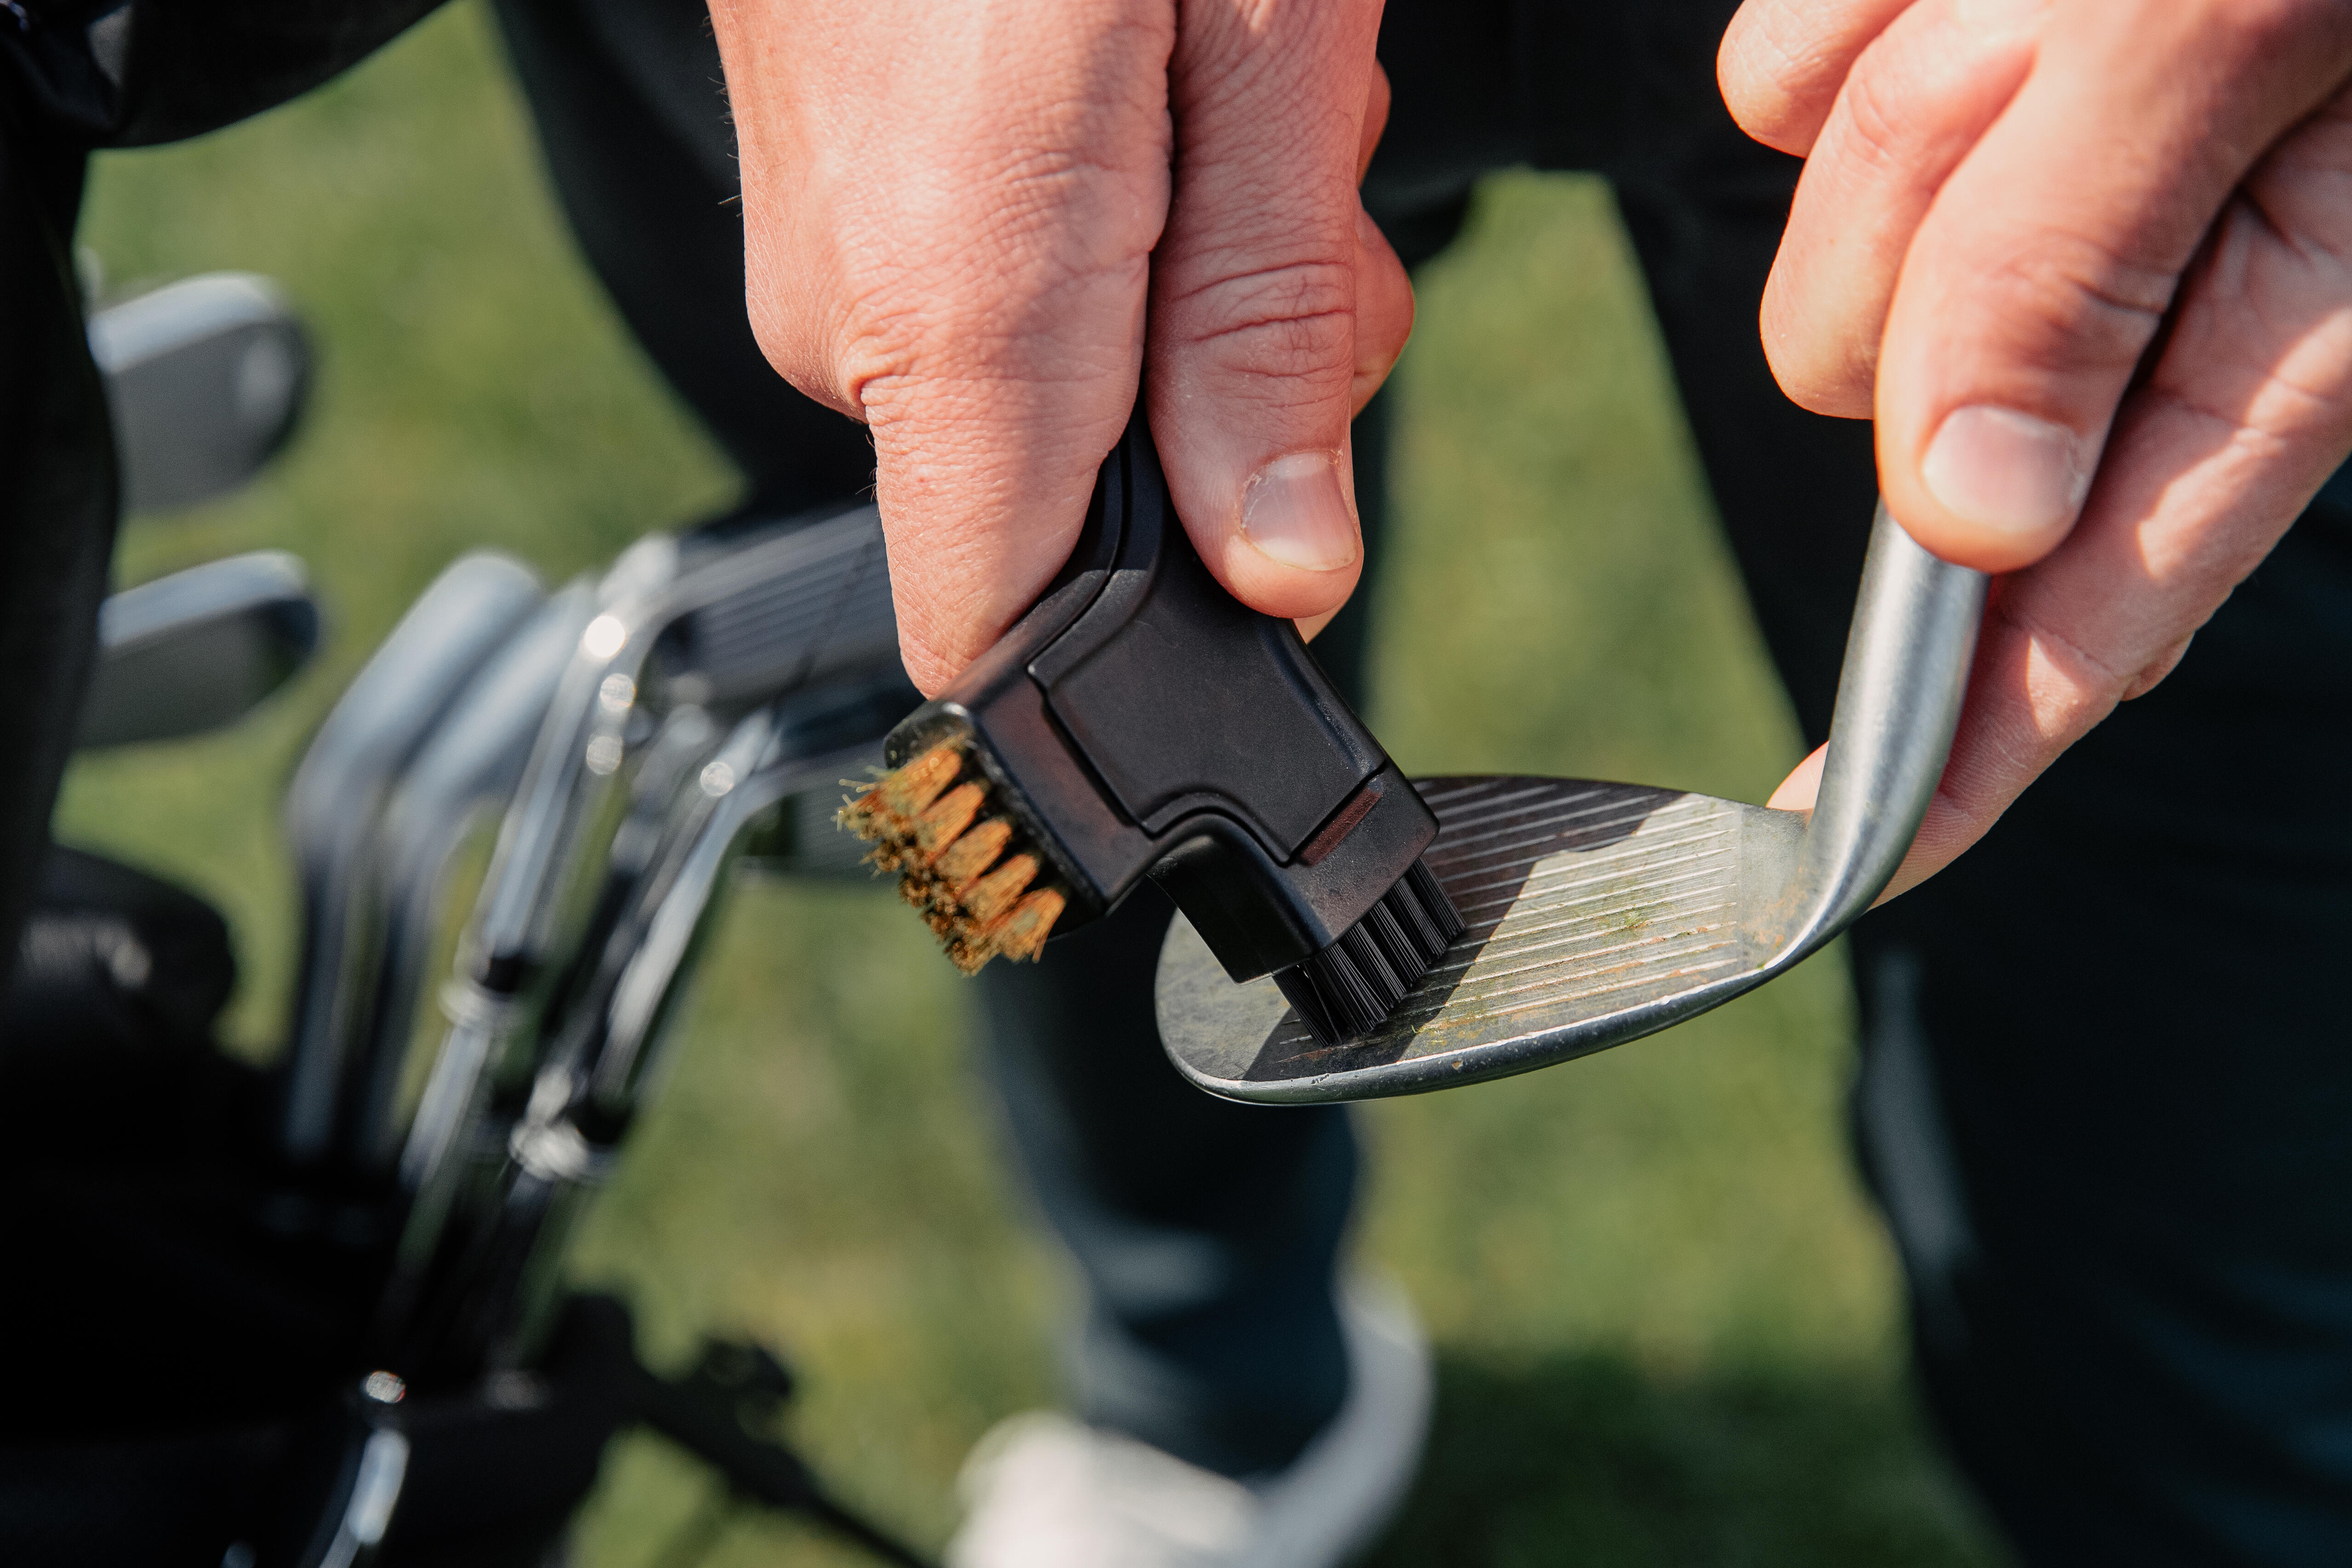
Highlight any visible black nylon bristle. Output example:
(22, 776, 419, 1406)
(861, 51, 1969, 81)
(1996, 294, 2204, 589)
(1272, 855, 1467, 1045)
(1394, 861, 1454, 954)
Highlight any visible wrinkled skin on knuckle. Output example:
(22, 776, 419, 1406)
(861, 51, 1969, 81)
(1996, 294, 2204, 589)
(1157, 0, 1380, 371)
(828, 138, 1169, 416)
(1153, 151, 1366, 411)
(1937, 227, 2175, 397)
(1162, 258, 1357, 396)
(1751, 5, 2041, 419)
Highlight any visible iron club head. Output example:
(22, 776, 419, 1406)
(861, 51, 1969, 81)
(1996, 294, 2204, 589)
(1155, 504, 1988, 1104)
(74, 549, 322, 750)
(377, 501, 904, 1360)
(335, 583, 599, 1178)
(87, 272, 310, 515)
(279, 551, 546, 1166)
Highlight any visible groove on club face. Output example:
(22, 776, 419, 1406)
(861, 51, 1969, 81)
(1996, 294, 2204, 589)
(1156, 776, 1809, 1103)
(1156, 502, 1990, 1106)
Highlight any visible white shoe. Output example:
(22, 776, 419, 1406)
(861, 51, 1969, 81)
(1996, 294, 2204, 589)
(945, 1278, 1433, 1568)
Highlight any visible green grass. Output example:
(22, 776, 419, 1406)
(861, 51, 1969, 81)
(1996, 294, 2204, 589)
(62, 7, 2003, 1564)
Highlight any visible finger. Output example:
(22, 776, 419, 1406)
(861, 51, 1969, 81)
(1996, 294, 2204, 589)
(712, 0, 1176, 695)
(1148, 0, 1393, 623)
(1353, 62, 1411, 422)
(1758, 0, 2046, 417)
(1352, 200, 1413, 415)
(1775, 87, 2352, 896)
(1873, 0, 2352, 574)
(1718, 0, 1917, 155)
(1763, 735, 1987, 903)
(1360, 59, 1391, 184)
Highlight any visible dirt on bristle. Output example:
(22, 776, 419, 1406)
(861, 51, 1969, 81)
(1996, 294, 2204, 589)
(944, 888, 1068, 974)
(836, 741, 1066, 972)
(933, 818, 1011, 892)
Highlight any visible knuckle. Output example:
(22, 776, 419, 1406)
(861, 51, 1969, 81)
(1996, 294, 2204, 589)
(2224, 0, 2339, 55)
(768, 137, 1165, 414)
(1163, 258, 1357, 389)
(2122, 636, 2193, 701)
(742, 254, 856, 411)
(1831, 53, 1915, 179)
(1970, 231, 2176, 370)
(837, 247, 1148, 418)
(1996, 595, 2135, 714)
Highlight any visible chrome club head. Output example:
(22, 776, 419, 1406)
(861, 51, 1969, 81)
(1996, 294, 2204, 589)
(1156, 505, 1988, 1104)
(74, 550, 321, 750)
(377, 501, 908, 1359)
(278, 552, 547, 1166)
(87, 272, 310, 515)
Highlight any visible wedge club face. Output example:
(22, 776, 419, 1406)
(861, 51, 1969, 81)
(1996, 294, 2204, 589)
(1156, 506, 1989, 1105)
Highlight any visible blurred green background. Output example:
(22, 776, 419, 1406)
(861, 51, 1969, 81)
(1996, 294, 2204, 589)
(62, 6, 2003, 1564)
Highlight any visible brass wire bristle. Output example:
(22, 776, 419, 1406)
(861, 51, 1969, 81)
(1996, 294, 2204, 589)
(838, 741, 1068, 974)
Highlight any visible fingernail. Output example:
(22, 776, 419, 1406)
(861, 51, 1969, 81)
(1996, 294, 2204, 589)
(1239, 452, 1359, 571)
(1920, 405, 2090, 535)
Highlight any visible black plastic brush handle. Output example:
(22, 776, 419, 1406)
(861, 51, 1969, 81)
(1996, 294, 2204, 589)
(884, 415, 1441, 984)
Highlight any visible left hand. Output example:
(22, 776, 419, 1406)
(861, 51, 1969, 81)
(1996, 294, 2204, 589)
(1720, 0, 2352, 896)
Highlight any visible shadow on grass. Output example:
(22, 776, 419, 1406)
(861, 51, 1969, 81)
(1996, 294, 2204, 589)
(1362, 1350, 2007, 1568)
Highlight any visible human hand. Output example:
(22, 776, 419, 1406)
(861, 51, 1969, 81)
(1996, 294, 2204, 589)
(1720, 0, 2352, 895)
(707, 0, 1405, 695)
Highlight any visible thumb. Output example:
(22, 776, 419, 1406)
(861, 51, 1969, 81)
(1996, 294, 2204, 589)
(1147, 0, 1404, 620)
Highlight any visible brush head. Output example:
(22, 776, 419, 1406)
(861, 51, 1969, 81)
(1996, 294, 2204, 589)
(838, 740, 1068, 973)
(843, 416, 1445, 1009)
(1271, 858, 1464, 1044)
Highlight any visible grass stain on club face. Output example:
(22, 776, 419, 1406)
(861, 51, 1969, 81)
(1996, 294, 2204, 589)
(58, 8, 2003, 1562)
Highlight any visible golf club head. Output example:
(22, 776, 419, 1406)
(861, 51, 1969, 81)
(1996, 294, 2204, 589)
(1156, 505, 1989, 1104)
(382, 501, 906, 1355)
(467, 713, 883, 1370)
(280, 552, 546, 1166)
(88, 272, 310, 515)
(74, 550, 322, 749)
(462, 499, 896, 980)
(337, 583, 598, 1177)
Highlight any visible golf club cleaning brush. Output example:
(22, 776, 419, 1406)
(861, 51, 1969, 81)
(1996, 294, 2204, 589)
(840, 416, 1462, 1044)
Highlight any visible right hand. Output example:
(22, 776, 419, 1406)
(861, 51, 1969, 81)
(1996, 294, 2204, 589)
(708, 0, 1409, 695)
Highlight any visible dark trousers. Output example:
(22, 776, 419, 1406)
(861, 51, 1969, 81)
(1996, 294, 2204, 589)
(9, 0, 2351, 1555)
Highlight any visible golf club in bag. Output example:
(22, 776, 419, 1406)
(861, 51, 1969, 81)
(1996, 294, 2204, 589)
(6, 265, 939, 1565)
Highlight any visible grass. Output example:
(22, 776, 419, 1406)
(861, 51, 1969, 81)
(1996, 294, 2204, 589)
(62, 7, 2004, 1565)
